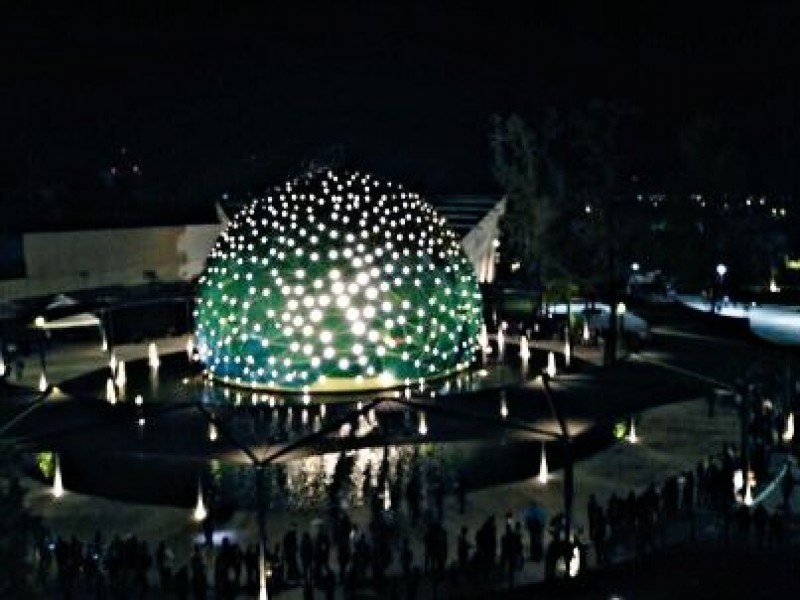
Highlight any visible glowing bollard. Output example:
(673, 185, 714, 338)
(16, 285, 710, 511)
(109, 352, 117, 374)
(564, 337, 571, 368)
(186, 337, 194, 360)
(208, 423, 218, 442)
(0, 354, 6, 377)
(52, 454, 64, 498)
(500, 397, 508, 419)
(39, 372, 48, 392)
(582, 321, 590, 344)
(418, 412, 428, 436)
(538, 442, 548, 484)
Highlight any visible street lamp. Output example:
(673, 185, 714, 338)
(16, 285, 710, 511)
(713, 263, 727, 313)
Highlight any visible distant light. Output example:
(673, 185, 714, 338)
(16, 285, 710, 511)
(716, 264, 727, 277)
(631, 262, 640, 271)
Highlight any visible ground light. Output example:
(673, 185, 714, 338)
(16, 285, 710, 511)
(52, 454, 64, 498)
(546, 352, 557, 378)
(497, 325, 505, 359)
(519, 335, 530, 361)
(538, 442, 548, 484)
(115, 360, 126, 388)
(193, 482, 207, 522)
(148, 342, 160, 370)
(783, 413, 794, 442)
(105, 378, 116, 404)
(627, 416, 638, 444)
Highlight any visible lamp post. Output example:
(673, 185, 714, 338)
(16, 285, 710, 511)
(713, 263, 727, 312)
(616, 302, 626, 359)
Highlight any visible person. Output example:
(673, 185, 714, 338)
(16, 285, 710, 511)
(400, 537, 413, 578)
(300, 531, 313, 583)
(457, 527, 470, 570)
(455, 472, 467, 514)
(284, 525, 299, 581)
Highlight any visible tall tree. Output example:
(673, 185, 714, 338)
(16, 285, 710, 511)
(551, 101, 646, 364)
(489, 114, 559, 300)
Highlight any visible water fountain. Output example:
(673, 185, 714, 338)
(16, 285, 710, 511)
(356, 413, 372, 437)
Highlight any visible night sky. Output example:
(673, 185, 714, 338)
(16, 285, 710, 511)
(2, 2, 799, 226)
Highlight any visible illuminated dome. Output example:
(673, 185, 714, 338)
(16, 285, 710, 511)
(193, 169, 483, 392)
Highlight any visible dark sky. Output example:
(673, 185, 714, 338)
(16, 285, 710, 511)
(2, 1, 799, 221)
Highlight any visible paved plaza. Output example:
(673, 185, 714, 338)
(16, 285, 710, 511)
(3, 316, 800, 598)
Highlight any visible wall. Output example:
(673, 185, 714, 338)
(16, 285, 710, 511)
(0, 224, 221, 302)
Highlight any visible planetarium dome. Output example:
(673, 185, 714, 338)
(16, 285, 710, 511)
(194, 169, 483, 392)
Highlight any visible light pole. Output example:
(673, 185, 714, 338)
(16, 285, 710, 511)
(714, 263, 727, 312)
(616, 302, 626, 359)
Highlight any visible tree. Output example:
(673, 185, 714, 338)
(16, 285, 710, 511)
(489, 114, 560, 299)
(551, 101, 646, 364)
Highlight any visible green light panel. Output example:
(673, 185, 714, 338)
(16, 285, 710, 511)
(194, 169, 483, 391)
